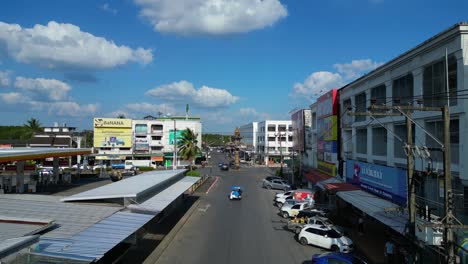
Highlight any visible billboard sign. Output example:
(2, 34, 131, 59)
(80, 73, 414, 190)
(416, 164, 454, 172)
(169, 130, 184, 145)
(317, 115, 338, 141)
(291, 109, 305, 152)
(346, 160, 407, 205)
(317, 89, 338, 119)
(94, 128, 132, 147)
(318, 161, 337, 176)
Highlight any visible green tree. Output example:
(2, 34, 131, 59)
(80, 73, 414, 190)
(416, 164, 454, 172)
(177, 128, 201, 170)
(22, 118, 42, 139)
(117, 114, 126, 119)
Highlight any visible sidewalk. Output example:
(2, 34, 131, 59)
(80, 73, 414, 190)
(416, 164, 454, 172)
(332, 211, 386, 264)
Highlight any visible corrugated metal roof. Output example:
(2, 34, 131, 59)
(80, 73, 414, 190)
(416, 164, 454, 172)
(0, 147, 92, 163)
(61, 169, 186, 202)
(0, 196, 120, 239)
(316, 177, 341, 190)
(33, 211, 153, 262)
(0, 235, 39, 257)
(337, 190, 407, 234)
(128, 176, 199, 214)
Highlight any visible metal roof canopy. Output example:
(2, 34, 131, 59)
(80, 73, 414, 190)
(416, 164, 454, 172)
(33, 211, 154, 262)
(0, 195, 120, 239)
(337, 190, 408, 234)
(0, 147, 92, 163)
(61, 169, 186, 203)
(128, 176, 199, 214)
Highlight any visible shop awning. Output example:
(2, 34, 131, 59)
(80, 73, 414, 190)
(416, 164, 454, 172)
(323, 183, 360, 193)
(304, 169, 332, 185)
(337, 190, 408, 235)
(316, 177, 341, 190)
(151, 156, 163, 161)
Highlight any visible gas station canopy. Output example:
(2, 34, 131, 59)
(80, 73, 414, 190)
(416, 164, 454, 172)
(0, 148, 92, 163)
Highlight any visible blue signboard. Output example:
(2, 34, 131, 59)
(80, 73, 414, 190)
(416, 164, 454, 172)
(346, 160, 407, 205)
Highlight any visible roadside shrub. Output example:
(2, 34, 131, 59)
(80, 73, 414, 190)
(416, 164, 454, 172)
(138, 166, 154, 171)
(186, 170, 201, 177)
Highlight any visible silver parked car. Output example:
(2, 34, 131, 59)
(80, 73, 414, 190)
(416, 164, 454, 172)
(262, 178, 291, 191)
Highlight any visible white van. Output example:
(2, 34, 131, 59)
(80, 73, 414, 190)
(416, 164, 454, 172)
(124, 160, 134, 170)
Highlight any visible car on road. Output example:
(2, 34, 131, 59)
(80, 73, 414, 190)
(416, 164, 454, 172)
(262, 178, 291, 191)
(298, 224, 353, 253)
(280, 202, 312, 218)
(265, 176, 283, 183)
(229, 186, 243, 200)
(221, 164, 229, 171)
(218, 162, 223, 167)
(311, 252, 367, 264)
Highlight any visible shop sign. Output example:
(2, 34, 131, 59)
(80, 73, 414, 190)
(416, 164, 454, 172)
(318, 161, 336, 177)
(94, 128, 132, 147)
(94, 118, 131, 128)
(169, 130, 185, 145)
(317, 115, 338, 141)
(317, 89, 338, 119)
(346, 160, 407, 205)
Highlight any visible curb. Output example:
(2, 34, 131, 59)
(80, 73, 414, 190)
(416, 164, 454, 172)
(205, 176, 219, 194)
(143, 198, 202, 264)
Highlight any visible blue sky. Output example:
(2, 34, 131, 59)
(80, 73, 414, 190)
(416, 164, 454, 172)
(0, 0, 467, 133)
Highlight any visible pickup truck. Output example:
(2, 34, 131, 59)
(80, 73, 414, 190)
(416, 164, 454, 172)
(287, 216, 333, 234)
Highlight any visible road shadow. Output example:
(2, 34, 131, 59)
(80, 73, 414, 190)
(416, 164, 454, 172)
(302, 261, 313, 264)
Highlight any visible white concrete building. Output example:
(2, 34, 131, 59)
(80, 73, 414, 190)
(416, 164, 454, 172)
(239, 122, 258, 152)
(95, 117, 202, 167)
(256, 120, 293, 166)
(302, 103, 318, 171)
(338, 22, 468, 219)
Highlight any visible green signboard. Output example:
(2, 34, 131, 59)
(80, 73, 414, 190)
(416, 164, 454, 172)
(168, 130, 184, 145)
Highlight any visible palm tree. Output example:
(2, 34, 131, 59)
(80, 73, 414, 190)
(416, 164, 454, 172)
(22, 118, 42, 139)
(177, 128, 201, 170)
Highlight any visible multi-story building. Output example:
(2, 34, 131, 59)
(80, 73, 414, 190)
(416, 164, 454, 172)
(93, 117, 202, 167)
(239, 122, 257, 151)
(256, 120, 293, 166)
(336, 22, 468, 257)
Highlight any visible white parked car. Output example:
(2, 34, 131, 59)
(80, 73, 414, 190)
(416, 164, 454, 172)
(280, 202, 311, 218)
(298, 224, 354, 253)
(275, 194, 294, 207)
(275, 190, 295, 200)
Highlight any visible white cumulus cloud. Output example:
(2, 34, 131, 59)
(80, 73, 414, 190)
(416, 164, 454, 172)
(48, 102, 99, 117)
(239, 107, 270, 120)
(291, 71, 343, 100)
(0, 70, 11, 87)
(100, 3, 118, 15)
(145, 80, 239, 108)
(333, 59, 383, 80)
(125, 102, 176, 115)
(0, 21, 153, 70)
(0, 92, 26, 104)
(291, 59, 382, 101)
(14, 77, 71, 101)
(135, 0, 288, 35)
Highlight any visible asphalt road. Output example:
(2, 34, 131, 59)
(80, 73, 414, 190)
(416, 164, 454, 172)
(154, 153, 325, 264)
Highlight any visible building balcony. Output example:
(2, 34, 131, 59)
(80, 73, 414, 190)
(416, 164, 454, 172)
(150, 140, 163, 146)
(150, 130, 163, 135)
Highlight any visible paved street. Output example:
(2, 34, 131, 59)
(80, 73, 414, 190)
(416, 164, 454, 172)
(154, 153, 325, 264)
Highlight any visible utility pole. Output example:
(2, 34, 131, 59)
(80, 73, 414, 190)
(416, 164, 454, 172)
(356, 104, 458, 263)
(443, 104, 455, 263)
(406, 113, 415, 237)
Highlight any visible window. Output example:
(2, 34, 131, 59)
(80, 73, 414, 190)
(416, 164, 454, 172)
(288, 136, 293, 142)
(268, 125, 276, 132)
(312, 113, 317, 129)
(370, 84, 386, 118)
(342, 99, 352, 127)
(151, 124, 163, 131)
(135, 124, 147, 134)
(372, 127, 387, 156)
(425, 119, 459, 164)
(356, 128, 367, 154)
(278, 125, 287, 132)
(268, 137, 275, 142)
(151, 136, 162, 140)
(292, 205, 300, 209)
(394, 124, 415, 159)
(393, 74, 414, 107)
(355, 92, 366, 122)
(423, 56, 457, 107)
